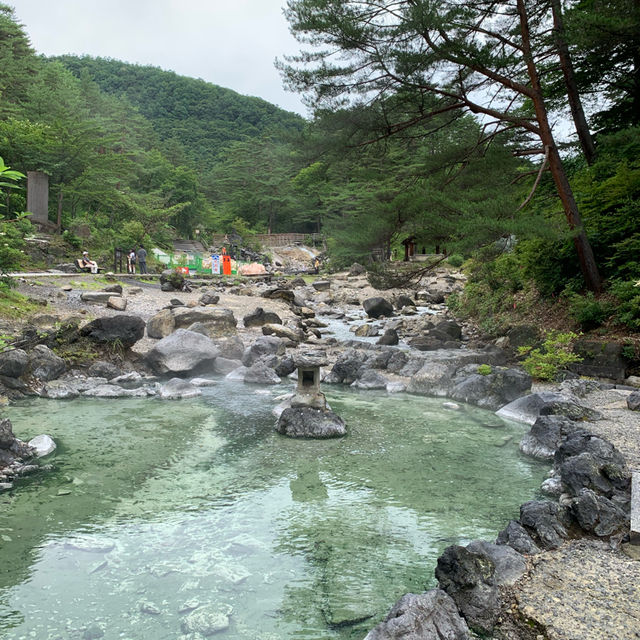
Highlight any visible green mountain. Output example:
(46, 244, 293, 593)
(56, 55, 305, 170)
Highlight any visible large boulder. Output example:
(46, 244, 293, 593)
(242, 336, 285, 366)
(519, 415, 579, 460)
(519, 500, 571, 549)
(495, 520, 541, 555)
(0, 417, 33, 464)
(555, 431, 630, 497)
(276, 407, 346, 438)
(146, 309, 175, 339)
(158, 378, 202, 400)
(27, 434, 57, 457)
(0, 349, 29, 378)
(363, 590, 470, 640)
(160, 269, 184, 292)
(173, 307, 237, 337)
(146, 329, 220, 376)
(363, 297, 394, 319)
(496, 391, 599, 425)
(243, 361, 281, 385)
(80, 315, 145, 348)
(570, 488, 629, 537)
(28, 345, 66, 381)
(446, 366, 531, 410)
(86, 361, 121, 380)
(435, 541, 526, 635)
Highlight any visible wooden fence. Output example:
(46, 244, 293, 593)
(209, 233, 324, 248)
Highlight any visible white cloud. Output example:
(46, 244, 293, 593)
(11, 0, 308, 116)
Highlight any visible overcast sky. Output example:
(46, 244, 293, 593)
(11, 0, 308, 116)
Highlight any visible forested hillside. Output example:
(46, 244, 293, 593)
(56, 56, 304, 171)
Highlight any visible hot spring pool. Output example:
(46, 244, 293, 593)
(0, 379, 547, 639)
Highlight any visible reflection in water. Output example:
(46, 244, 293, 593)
(0, 380, 547, 639)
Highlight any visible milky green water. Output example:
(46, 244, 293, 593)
(0, 380, 547, 640)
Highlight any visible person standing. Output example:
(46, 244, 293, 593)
(127, 249, 136, 274)
(137, 245, 148, 274)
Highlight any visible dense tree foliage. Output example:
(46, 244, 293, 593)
(0, 1, 638, 332)
(57, 55, 305, 172)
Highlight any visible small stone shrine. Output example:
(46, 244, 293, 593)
(276, 350, 346, 439)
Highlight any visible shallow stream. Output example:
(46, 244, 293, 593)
(0, 379, 547, 639)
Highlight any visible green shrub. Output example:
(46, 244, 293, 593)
(566, 292, 614, 330)
(518, 331, 583, 381)
(477, 364, 492, 376)
(609, 279, 640, 330)
(447, 254, 464, 268)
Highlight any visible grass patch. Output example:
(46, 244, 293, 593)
(0, 288, 43, 319)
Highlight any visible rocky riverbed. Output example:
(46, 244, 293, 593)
(1, 264, 639, 639)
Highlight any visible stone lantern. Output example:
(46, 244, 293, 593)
(276, 350, 346, 439)
(291, 351, 328, 411)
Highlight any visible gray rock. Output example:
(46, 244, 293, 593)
(181, 603, 232, 636)
(363, 590, 470, 640)
(354, 323, 379, 337)
(261, 288, 296, 303)
(556, 431, 630, 497)
(174, 307, 237, 337)
(275, 355, 296, 378)
(80, 291, 114, 304)
(28, 345, 66, 381)
(82, 385, 152, 398)
(571, 488, 629, 537)
(434, 319, 462, 340)
(328, 349, 369, 384)
(262, 323, 305, 343)
(352, 370, 389, 390)
(243, 307, 283, 328)
(447, 366, 531, 410)
(627, 390, 640, 411)
(0, 418, 33, 460)
(87, 360, 121, 380)
(519, 500, 570, 549)
(199, 291, 220, 306)
(107, 296, 127, 311)
(79, 315, 145, 347)
(159, 378, 202, 399)
(349, 262, 366, 276)
(211, 335, 245, 360)
(82, 623, 105, 640)
(377, 329, 399, 346)
(146, 329, 220, 376)
(519, 415, 579, 460)
(41, 381, 80, 399)
(363, 297, 394, 318)
(393, 294, 415, 309)
(244, 361, 281, 385)
(0, 349, 28, 378)
(277, 407, 346, 438)
(28, 434, 56, 457)
(242, 336, 285, 366)
(496, 391, 597, 425)
(435, 541, 525, 635)
(312, 280, 331, 291)
(496, 520, 541, 555)
(213, 357, 243, 375)
(103, 284, 123, 294)
(146, 309, 175, 339)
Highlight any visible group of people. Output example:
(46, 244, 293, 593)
(127, 246, 148, 274)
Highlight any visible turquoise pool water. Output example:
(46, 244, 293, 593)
(0, 380, 547, 639)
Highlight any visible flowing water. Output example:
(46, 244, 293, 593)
(0, 379, 547, 640)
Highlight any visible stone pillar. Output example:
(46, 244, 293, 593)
(291, 351, 328, 410)
(631, 470, 639, 545)
(26, 171, 49, 225)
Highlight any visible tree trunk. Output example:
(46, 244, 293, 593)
(518, 0, 602, 292)
(56, 188, 63, 232)
(551, 0, 597, 165)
